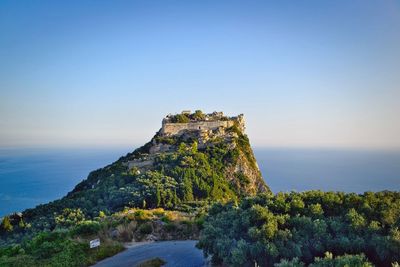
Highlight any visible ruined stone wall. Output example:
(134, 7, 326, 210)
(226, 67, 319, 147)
(127, 159, 154, 169)
(161, 120, 235, 136)
(160, 114, 246, 136)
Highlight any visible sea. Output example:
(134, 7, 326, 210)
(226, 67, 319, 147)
(0, 147, 399, 217)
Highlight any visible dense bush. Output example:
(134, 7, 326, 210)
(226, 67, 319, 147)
(173, 114, 190, 123)
(71, 221, 101, 236)
(198, 191, 400, 267)
(274, 252, 373, 267)
(0, 224, 123, 266)
(138, 223, 153, 235)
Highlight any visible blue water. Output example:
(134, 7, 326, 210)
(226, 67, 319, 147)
(0, 147, 131, 217)
(255, 148, 400, 193)
(0, 147, 399, 216)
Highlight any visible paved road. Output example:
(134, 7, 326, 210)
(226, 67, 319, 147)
(93, 240, 206, 267)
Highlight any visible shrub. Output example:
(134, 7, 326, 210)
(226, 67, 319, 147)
(1, 216, 13, 232)
(195, 216, 205, 229)
(55, 208, 85, 227)
(138, 223, 153, 235)
(192, 110, 205, 120)
(99, 211, 106, 218)
(274, 258, 304, 267)
(164, 223, 177, 232)
(116, 221, 137, 242)
(71, 221, 101, 236)
(175, 114, 190, 123)
(152, 208, 165, 217)
(309, 252, 373, 267)
(92, 242, 124, 262)
(0, 254, 36, 267)
(0, 244, 23, 257)
(49, 241, 88, 267)
(25, 231, 68, 259)
(134, 210, 152, 221)
(161, 216, 170, 223)
(137, 257, 166, 267)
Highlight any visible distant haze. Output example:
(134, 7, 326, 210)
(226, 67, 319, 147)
(1, 1, 399, 149)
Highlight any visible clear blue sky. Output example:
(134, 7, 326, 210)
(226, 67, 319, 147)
(1, 1, 399, 149)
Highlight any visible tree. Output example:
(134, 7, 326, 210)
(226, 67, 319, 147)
(275, 258, 305, 267)
(199, 191, 400, 266)
(346, 208, 366, 229)
(2, 216, 13, 232)
(309, 203, 324, 217)
(156, 186, 161, 207)
(175, 114, 190, 123)
(193, 110, 205, 120)
(18, 219, 26, 228)
(182, 175, 194, 202)
(99, 211, 106, 218)
(309, 252, 373, 267)
(54, 208, 85, 227)
(178, 143, 187, 154)
(191, 141, 198, 154)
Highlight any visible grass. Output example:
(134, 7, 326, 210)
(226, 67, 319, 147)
(136, 257, 166, 267)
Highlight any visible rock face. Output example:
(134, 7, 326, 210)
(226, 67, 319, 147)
(72, 111, 269, 199)
(120, 111, 269, 196)
(68, 111, 269, 204)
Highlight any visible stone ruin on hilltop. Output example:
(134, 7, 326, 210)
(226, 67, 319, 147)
(125, 111, 247, 171)
(160, 110, 245, 136)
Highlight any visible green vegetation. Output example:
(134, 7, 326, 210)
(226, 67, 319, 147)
(173, 113, 190, 123)
(0, 208, 200, 266)
(0, 112, 267, 266)
(0, 228, 123, 267)
(198, 191, 400, 267)
(137, 257, 166, 267)
(1, 216, 13, 232)
(0, 127, 261, 246)
(167, 110, 229, 122)
(3, 113, 397, 267)
(275, 252, 373, 267)
(192, 110, 205, 120)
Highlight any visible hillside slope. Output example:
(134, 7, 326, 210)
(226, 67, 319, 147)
(1, 111, 269, 243)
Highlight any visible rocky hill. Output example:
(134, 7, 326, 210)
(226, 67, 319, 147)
(72, 110, 268, 198)
(1, 111, 269, 242)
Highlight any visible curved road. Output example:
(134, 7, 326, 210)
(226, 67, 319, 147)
(93, 240, 206, 267)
